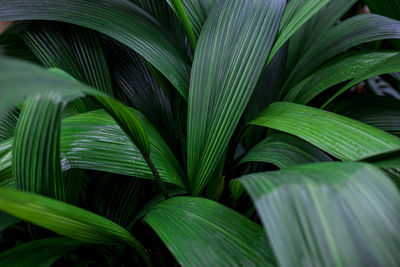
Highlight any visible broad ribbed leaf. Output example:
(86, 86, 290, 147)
(13, 92, 64, 200)
(187, 0, 285, 195)
(240, 162, 400, 267)
(106, 40, 175, 142)
(240, 133, 332, 168)
(284, 51, 399, 104)
(22, 22, 113, 96)
(0, 0, 191, 98)
(0, 57, 150, 156)
(0, 110, 185, 187)
(0, 188, 149, 263)
(285, 0, 357, 70)
(251, 102, 400, 160)
(0, 238, 83, 267)
(328, 95, 400, 135)
(267, 0, 330, 64)
(61, 110, 185, 187)
(285, 14, 400, 90)
(144, 196, 275, 267)
(322, 54, 400, 107)
(180, 0, 216, 37)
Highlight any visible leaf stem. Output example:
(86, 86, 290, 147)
(170, 0, 197, 50)
(144, 154, 170, 199)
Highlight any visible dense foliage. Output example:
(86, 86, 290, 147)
(0, 0, 400, 266)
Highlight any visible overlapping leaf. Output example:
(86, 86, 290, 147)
(0, 0, 191, 98)
(284, 51, 399, 104)
(0, 188, 149, 264)
(0, 238, 84, 267)
(144, 197, 275, 266)
(284, 14, 400, 90)
(240, 162, 400, 267)
(240, 133, 332, 168)
(187, 0, 285, 195)
(251, 102, 400, 160)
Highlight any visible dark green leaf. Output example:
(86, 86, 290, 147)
(240, 162, 400, 267)
(187, 0, 285, 195)
(0, 0, 191, 98)
(240, 133, 332, 168)
(251, 102, 400, 160)
(0, 188, 149, 263)
(144, 196, 275, 267)
(0, 238, 84, 267)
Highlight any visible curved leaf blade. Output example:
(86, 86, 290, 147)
(0, 238, 83, 267)
(0, 188, 149, 263)
(144, 196, 275, 267)
(251, 102, 400, 160)
(240, 133, 332, 168)
(187, 0, 286, 195)
(0, 0, 191, 98)
(240, 162, 400, 267)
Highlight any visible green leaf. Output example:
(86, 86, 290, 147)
(144, 196, 275, 267)
(170, 0, 197, 50)
(328, 95, 400, 135)
(285, 0, 357, 70)
(240, 162, 400, 267)
(0, 211, 19, 232)
(106, 40, 175, 142)
(0, 238, 84, 267)
(0, 110, 186, 188)
(0, 188, 149, 263)
(61, 110, 185, 187)
(284, 51, 399, 104)
(0, 0, 191, 98)
(179, 0, 216, 37)
(187, 0, 285, 195)
(284, 14, 400, 90)
(267, 0, 330, 64)
(13, 92, 65, 200)
(0, 57, 150, 157)
(251, 102, 400, 161)
(240, 133, 332, 168)
(363, 0, 400, 20)
(322, 54, 400, 108)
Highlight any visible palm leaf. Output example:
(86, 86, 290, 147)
(0, 238, 84, 267)
(187, 0, 285, 195)
(251, 102, 400, 160)
(285, 14, 400, 90)
(239, 162, 400, 267)
(144, 196, 275, 267)
(0, 0, 191, 98)
(240, 133, 332, 168)
(284, 51, 399, 104)
(0, 188, 149, 264)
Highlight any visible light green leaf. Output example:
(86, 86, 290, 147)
(251, 102, 400, 160)
(240, 133, 332, 168)
(144, 196, 275, 267)
(179, 0, 216, 37)
(240, 162, 400, 267)
(0, 188, 149, 264)
(187, 0, 285, 195)
(0, 0, 191, 98)
(0, 238, 83, 267)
